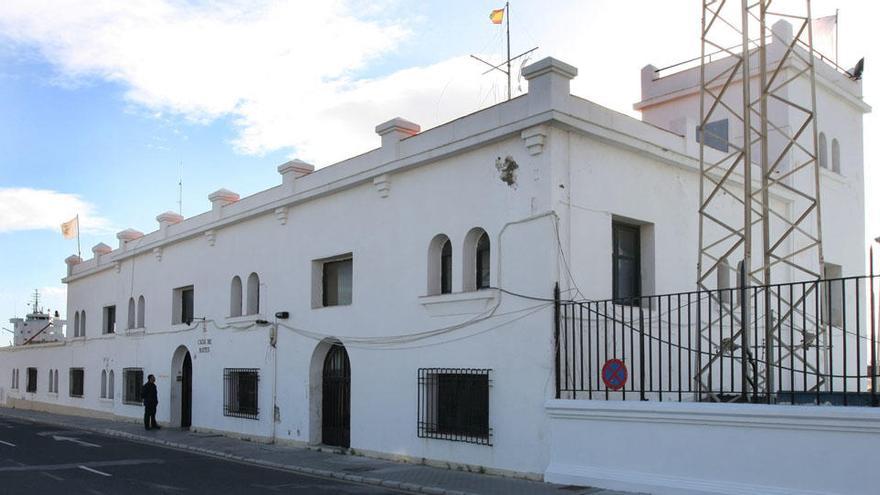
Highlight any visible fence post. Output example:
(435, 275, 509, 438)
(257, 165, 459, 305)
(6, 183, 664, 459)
(639, 305, 646, 401)
(554, 282, 561, 400)
(870, 249, 877, 406)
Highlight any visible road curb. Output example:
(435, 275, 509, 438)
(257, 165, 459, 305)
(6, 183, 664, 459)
(0, 411, 480, 495)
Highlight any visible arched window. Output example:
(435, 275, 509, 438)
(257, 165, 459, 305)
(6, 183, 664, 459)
(101, 370, 107, 398)
(832, 138, 840, 173)
(81, 311, 86, 337)
(54, 370, 58, 392)
(427, 234, 453, 295)
(462, 228, 490, 291)
(246, 272, 260, 315)
(137, 295, 145, 328)
(48, 368, 53, 393)
(476, 232, 490, 289)
(230, 276, 242, 317)
(127, 297, 136, 330)
(74, 311, 80, 338)
(108, 370, 115, 399)
(818, 132, 828, 169)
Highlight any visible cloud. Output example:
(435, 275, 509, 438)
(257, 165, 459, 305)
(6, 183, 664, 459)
(0, 187, 112, 234)
(0, 0, 423, 164)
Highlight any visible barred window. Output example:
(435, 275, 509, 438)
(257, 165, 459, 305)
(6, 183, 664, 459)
(418, 368, 491, 445)
(123, 368, 143, 404)
(26, 367, 38, 393)
(69, 368, 84, 397)
(223, 368, 259, 419)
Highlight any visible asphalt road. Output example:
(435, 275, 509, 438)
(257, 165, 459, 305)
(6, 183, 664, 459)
(0, 417, 404, 494)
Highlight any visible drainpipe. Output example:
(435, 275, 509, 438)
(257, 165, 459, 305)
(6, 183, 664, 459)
(271, 320, 278, 444)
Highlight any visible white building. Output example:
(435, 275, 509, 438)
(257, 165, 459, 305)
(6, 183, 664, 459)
(1, 22, 875, 494)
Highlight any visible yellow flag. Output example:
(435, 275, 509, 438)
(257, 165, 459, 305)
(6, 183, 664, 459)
(490, 8, 504, 24)
(61, 216, 78, 239)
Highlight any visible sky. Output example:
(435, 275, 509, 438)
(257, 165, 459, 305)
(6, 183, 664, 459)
(0, 1, 877, 345)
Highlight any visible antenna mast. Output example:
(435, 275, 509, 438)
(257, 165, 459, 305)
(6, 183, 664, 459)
(178, 161, 183, 216)
(697, 0, 825, 402)
(471, 2, 537, 102)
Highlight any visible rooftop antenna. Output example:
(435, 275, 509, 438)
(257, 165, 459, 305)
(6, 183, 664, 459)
(470, 2, 538, 101)
(31, 289, 40, 314)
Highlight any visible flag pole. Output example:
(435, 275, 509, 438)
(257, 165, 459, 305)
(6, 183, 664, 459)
(76, 214, 81, 258)
(506, 1, 511, 100)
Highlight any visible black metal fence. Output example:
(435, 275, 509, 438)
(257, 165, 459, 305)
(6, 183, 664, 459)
(555, 275, 880, 406)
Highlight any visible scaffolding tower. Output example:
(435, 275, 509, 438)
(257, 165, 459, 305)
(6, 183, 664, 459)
(696, 0, 825, 401)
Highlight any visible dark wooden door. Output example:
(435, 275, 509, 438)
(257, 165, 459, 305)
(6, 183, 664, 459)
(182, 352, 192, 428)
(322, 344, 350, 447)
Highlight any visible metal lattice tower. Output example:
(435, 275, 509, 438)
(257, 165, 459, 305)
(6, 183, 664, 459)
(696, 0, 825, 401)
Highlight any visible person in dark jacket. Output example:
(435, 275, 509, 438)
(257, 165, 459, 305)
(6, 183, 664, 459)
(142, 374, 160, 430)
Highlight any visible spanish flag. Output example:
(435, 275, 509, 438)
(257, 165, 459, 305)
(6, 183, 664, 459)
(60, 216, 78, 239)
(490, 8, 504, 24)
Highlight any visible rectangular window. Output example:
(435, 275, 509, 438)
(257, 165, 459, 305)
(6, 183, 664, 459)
(123, 368, 144, 404)
(69, 368, 84, 397)
(223, 368, 259, 419)
(26, 367, 37, 393)
(103, 305, 116, 334)
(418, 368, 491, 445)
(823, 263, 844, 327)
(172, 286, 195, 324)
(322, 257, 352, 307)
(697, 118, 729, 152)
(612, 222, 641, 303)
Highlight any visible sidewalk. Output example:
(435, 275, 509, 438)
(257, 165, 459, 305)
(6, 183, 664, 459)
(0, 406, 633, 495)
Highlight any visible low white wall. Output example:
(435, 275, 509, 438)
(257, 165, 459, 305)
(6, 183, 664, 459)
(545, 399, 880, 495)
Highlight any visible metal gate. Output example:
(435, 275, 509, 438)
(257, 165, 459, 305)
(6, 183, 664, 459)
(322, 344, 351, 447)
(181, 351, 192, 428)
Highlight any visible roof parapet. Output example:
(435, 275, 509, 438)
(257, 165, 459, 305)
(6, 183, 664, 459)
(208, 188, 240, 218)
(522, 57, 578, 111)
(116, 229, 144, 249)
(376, 118, 420, 159)
(65, 254, 82, 276)
(156, 211, 184, 238)
(278, 159, 315, 192)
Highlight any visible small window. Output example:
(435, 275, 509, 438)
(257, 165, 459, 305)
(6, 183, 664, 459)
(69, 368, 84, 397)
(475, 233, 490, 290)
(427, 234, 453, 295)
(230, 276, 242, 317)
(81, 311, 86, 337)
(819, 132, 828, 169)
(108, 370, 115, 399)
(320, 257, 353, 307)
(123, 368, 144, 404)
(26, 367, 37, 393)
(612, 222, 641, 303)
(831, 138, 841, 174)
(462, 228, 490, 292)
(246, 273, 260, 315)
(12, 369, 19, 389)
(823, 263, 844, 327)
(103, 305, 116, 334)
(48, 368, 54, 393)
(73, 311, 80, 337)
(101, 370, 107, 398)
(696, 118, 729, 152)
(418, 368, 491, 445)
(137, 295, 145, 328)
(223, 368, 259, 419)
(172, 286, 195, 325)
(127, 298, 136, 330)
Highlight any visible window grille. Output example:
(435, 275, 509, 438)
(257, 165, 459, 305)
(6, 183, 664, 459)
(417, 368, 491, 445)
(123, 368, 143, 404)
(69, 368, 84, 397)
(26, 368, 37, 393)
(223, 368, 259, 419)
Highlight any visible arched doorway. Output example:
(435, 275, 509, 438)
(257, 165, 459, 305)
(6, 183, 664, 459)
(170, 346, 193, 428)
(322, 344, 350, 448)
(181, 352, 192, 428)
